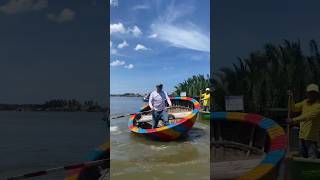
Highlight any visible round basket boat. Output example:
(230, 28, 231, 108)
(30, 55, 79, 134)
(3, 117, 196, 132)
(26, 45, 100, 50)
(128, 97, 200, 141)
(65, 142, 109, 180)
(212, 112, 287, 180)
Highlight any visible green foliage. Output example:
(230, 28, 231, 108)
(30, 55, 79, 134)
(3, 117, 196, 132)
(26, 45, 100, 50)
(172, 74, 210, 97)
(214, 40, 320, 113)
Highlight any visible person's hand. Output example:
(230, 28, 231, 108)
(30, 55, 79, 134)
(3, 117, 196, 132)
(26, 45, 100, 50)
(287, 90, 293, 98)
(286, 118, 294, 125)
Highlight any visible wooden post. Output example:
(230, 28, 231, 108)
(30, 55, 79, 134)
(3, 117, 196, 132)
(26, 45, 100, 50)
(284, 92, 292, 180)
(247, 125, 256, 157)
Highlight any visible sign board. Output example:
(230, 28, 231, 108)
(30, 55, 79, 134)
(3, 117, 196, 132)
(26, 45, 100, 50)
(180, 92, 187, 97)
(225, 96, 244, 111)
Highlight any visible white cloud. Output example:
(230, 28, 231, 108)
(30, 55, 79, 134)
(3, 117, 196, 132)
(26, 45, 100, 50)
(162, 67, 173, 71)
(124, 64, 134, 69)
(110, 60, 125, 66)
(47, 8, 75, 23)
(110, 41, 117, 54)
(128, 25, 142, 37)
(132, 4, 149, 10)
(110, 23, 143, 38)
(152, 23, 209, 52)
(110, 48, 117, 55)
(117, 40, 129, 49)
(110, 23, 126, 34)
(134, 44, 150, 51)
(0, 0, 48, 14)
(148, 33, 158, 38)
(110, 0, 118, 7)
(110, 60, 134, 69)
(151, 2, 209, 52)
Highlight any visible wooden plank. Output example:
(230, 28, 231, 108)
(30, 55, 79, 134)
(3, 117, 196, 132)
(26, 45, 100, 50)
(247, 125, 256, 156)
(137, 111, 191, 122)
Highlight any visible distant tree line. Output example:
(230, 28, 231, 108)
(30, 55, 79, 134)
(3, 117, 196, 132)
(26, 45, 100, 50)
(43, 99, 102, 112)
(214, 39, 320, 113)
(0, 99, 104, 112)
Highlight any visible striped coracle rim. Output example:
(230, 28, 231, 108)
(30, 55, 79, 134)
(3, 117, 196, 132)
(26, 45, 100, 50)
(128, 96, 200, 134)
(65, 141, 110, 180)
(213, 112, 287, 180)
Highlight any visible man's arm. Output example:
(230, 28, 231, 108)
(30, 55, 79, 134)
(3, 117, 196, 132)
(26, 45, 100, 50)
(165, 92, 172, 106)
(149, 93, 154, 110)
(293, 104, 320, 123)
(203, 94, 210, 100)
(289, 96, 303, 113)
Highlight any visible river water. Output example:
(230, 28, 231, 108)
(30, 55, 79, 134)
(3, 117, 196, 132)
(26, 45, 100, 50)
(110, 97, 210, 180)
(0, 111, 108, 179)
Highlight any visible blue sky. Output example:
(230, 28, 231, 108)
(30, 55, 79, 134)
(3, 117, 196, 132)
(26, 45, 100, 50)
(110, 0, 210, 94)
(0, 0, 107, 104)
(213, 0, 320, 70)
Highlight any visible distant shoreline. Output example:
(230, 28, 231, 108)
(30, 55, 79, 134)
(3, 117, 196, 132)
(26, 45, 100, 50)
(0, 99, 106, 112)
(110, 93, 144, 97)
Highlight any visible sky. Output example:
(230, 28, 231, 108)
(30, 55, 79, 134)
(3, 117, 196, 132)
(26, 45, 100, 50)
(213, 0, 320, 71)
(0, 0, 107, 104)
(110, 0, 210, 94)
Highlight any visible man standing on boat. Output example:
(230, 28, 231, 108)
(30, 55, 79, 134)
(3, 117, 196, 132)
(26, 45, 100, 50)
(149, 84, 172, 128)
(287, 84, 320, 158)
(201, 88, 211, 112)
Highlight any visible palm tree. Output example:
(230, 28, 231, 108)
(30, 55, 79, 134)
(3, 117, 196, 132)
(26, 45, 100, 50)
(215, 39, 320, 113)
(173, 74, 210, 98)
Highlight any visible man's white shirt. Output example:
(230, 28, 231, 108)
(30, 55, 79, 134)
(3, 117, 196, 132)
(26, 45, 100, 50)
(148, 90, 172, 111)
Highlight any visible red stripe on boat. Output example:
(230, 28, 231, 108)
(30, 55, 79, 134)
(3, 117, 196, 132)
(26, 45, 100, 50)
(244, 114, 264, 124)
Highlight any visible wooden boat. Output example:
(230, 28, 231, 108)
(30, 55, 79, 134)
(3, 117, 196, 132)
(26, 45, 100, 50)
(212, 112, 287, 180)
(264, 108, 320, 180)
(128, 96, 200, 141)
(283, 127, 320, 180)
(65, 141, 109, 180)
(285, 156, 320, 180)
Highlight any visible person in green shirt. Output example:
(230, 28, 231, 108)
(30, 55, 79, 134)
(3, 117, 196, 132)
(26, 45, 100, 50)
(287, 84, 320, 158)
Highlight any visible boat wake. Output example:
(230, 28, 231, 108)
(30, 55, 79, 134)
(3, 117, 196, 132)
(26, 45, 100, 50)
(110, 126, 121, 135)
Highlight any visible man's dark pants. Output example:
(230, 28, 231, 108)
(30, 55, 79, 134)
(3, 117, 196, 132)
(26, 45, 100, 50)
(152, 110, 169, 128)
(299, 139, 319, 158)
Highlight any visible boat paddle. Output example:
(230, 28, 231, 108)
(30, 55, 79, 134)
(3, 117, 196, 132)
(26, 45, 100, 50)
(283, 90, 292, 180)
(6, 158, 109, 180)
(110, 109, 153, 119)
(110, 106, 179, 120)
(287, 90, 293, 156)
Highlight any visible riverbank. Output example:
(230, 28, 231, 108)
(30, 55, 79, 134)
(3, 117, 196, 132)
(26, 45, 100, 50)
(0, 99, 105, 112)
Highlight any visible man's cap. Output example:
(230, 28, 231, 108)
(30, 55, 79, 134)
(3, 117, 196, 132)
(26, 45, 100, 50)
(205, 88, 210, 91)
(156, 84, 163, 88)
(307, 84, 319, 92)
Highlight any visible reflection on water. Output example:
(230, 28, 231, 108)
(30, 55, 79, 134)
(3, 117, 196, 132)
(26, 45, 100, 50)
(110, 97, 210, 180)
(0, 111, 107, 179)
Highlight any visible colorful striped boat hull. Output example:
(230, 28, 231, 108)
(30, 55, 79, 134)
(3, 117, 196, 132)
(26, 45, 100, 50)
(65, 141, 110, 180)
(213, 112, 287, 180)
(128, 97, 200, 141)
